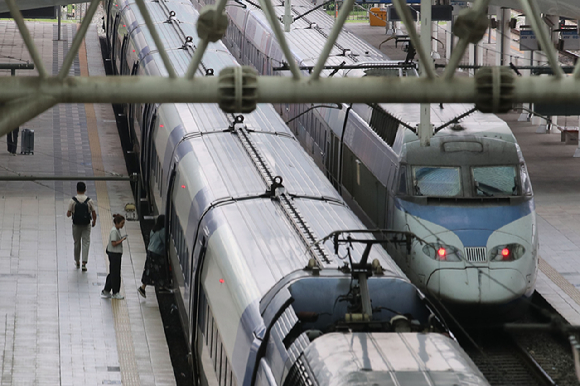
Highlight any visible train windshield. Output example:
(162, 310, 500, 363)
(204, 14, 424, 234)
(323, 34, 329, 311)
(473, 166, 518, 196)
(412, 166, 461, 197)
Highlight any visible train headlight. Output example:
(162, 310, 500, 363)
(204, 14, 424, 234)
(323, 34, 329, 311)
(489, 244, 525, 261)
(422, 243, 463, 262)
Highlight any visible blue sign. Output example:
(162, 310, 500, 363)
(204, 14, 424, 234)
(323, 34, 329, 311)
(562, 30, 580, 50)
(520, 30, 538, 51)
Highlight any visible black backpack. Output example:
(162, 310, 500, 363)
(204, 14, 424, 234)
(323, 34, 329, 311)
(72, 197, 92, 225)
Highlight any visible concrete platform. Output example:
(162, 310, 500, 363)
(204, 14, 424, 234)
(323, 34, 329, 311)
(0, 20, 176, 385)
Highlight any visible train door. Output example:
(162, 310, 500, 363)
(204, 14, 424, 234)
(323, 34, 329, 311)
(128, 61, 140, 142)
(324, 131, 332, 183)
(105, 0, 114, 48)
(191, 236, 207, 383)
(119, 34, 129, 75)
(322, 128, 329, 174)
(111, 14, 121, 74)
(141, 104, 157, 192)
(328, 134, 340, 189)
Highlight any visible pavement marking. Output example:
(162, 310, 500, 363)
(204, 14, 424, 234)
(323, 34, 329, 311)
(78, 28, 140, 386)
(539, 256, 580, 307)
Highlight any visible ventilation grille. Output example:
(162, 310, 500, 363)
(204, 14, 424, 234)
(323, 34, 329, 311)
(283, 356, 317, 386)
(464, 247, 487, 262)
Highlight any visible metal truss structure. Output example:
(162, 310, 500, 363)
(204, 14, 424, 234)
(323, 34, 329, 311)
(1, 0, 580, 138)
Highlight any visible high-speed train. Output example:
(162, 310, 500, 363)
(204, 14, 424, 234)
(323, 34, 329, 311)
(204, 0, 539, 317)
(103, 0, 491, 384)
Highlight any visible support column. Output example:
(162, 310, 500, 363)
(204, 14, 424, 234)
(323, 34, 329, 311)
(518, 15, 533, 122)
(445, 18, 452, 60)
(496, 8, 511, 66)
(283, 0, 292, 32)
(57, 6, 61, 40)
(419, 0, 432, 147)
(546, 15, 560, 44)
(546, 15, 560, 134)
(575, 115, 580, 156)
(432, 21, 438, 52)
(467, 43, 483, 76)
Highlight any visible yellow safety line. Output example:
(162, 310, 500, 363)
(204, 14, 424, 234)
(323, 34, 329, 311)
(539, 256, 580, 308)
(78, 28, 140, 385)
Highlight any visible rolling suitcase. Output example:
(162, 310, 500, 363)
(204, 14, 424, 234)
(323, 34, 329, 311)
(21, 128, 34, 155)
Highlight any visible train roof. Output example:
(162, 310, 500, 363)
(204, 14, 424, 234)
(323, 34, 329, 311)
(232, 0, 517, 148)
(205, 198, 406, 298)
(390, 103, 517, 145)
(302, 332, 488, 385)
(121, 0, 408, 278)
(234, 0, 384, 74)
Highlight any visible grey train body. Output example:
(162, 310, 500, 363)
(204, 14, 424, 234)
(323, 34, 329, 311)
(104, 0, 491, 384)
(207, 0, 539, 317)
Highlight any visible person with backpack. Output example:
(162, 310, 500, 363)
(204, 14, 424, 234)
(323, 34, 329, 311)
(66, 182, 97, 271)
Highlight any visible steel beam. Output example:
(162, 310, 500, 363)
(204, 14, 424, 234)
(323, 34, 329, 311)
(520, 0, 564, 79)
(134, 0, 177, 78)
(392, 0, 436, 79)
(257, 0, 301, 80)
(5, 0, 48, 78)
(574, 57, 580, 79)
(0, 96, 56, 139)
(185, 39, 208, 79)
(310, 0, 356, 81)
(443, 0, 490, 80)
(185, 0, 228, 79)
(0, 74, 579, 105)
(58, 0, 100, 80)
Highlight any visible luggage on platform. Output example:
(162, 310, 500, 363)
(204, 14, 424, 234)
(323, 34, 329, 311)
(21, 128, 34, 155)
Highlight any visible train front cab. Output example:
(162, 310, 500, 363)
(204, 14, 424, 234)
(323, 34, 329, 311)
(247, 271, 446, 386)
(392, 152, 538, 317)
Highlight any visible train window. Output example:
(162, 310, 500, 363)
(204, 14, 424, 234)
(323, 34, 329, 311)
(210, 316, 215, 357)
(398, 167, 407, 194)
(213, 327, 219, 369)
(157, 159, 161, 187)
(473, 166, 518, 197)
(215, 340, 221, 376)
(206, 304, 210, 345)
(222, 354, 227, 385)
(369, 105, 399, 146)
(412, 166, 461, 197)
(151, 146, 157, 180)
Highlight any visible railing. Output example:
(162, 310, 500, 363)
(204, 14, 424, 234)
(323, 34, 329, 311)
(430, 22, 549, 70)
(327, 1, 370, 22)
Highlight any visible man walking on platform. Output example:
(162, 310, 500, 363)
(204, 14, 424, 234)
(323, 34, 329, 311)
(67, 182, 97, 271)
(6, 127, 18, 155)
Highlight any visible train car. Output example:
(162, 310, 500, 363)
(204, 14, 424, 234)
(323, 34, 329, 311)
(366, 103, 538, 319)
(104, 0, 492, 384)
(209, 0, 539, 318)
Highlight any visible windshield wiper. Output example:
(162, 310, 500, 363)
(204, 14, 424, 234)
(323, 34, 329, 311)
(475, 183, 493, 197)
